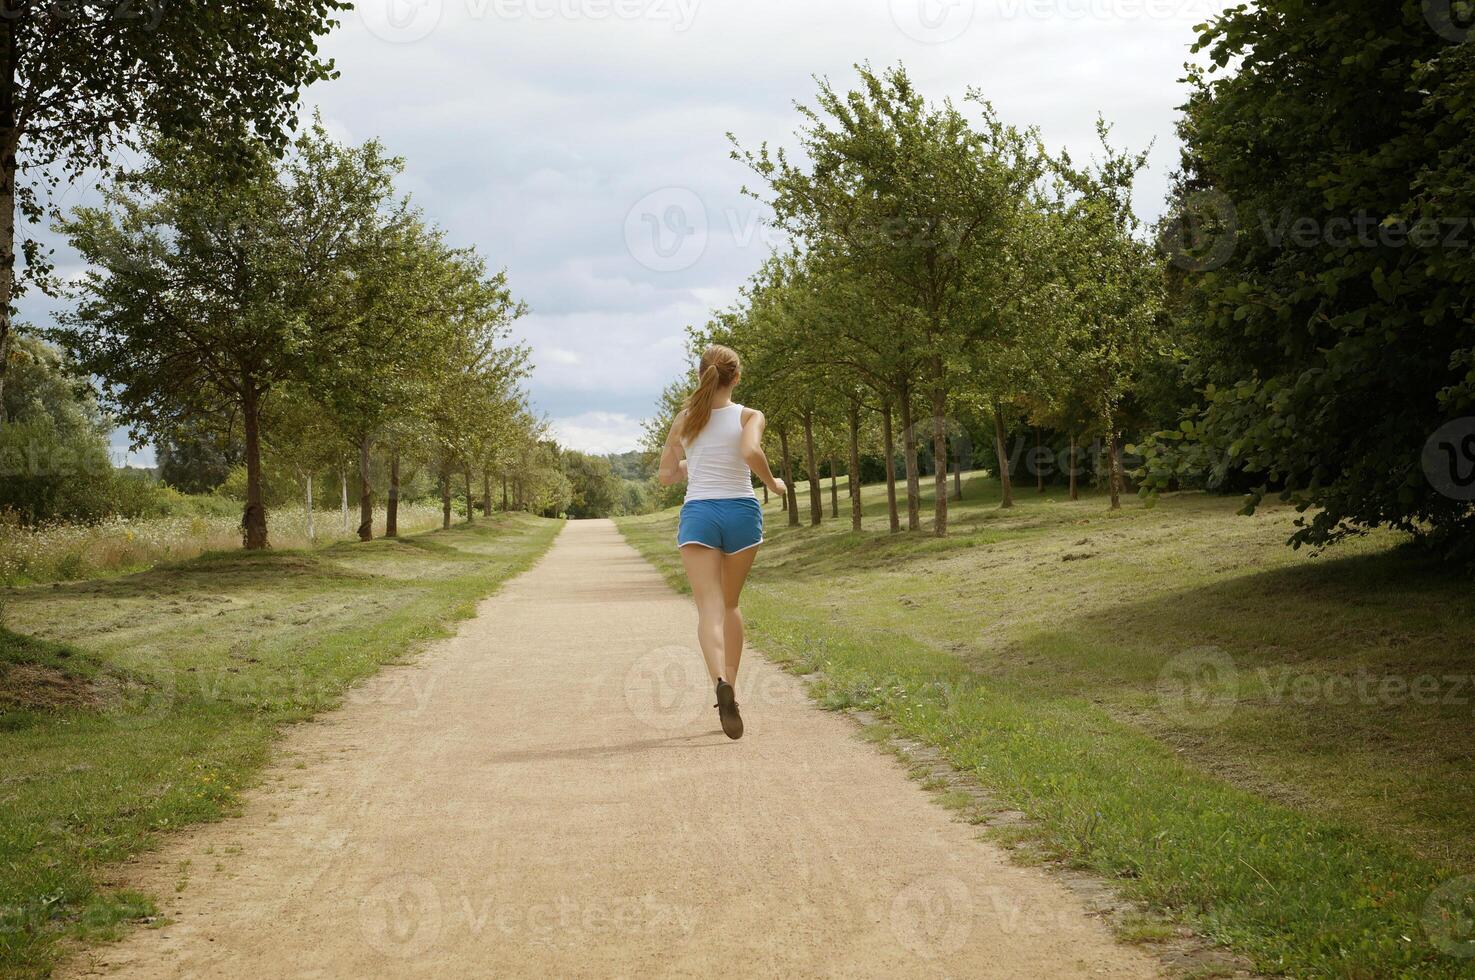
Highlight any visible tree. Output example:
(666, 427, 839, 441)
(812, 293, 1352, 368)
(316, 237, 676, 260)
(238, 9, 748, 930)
(263, 382, 348, 543)
(806, 249, 925, 533)
(734, 63, 1041, 535)
(715, 263, 804, 522)
(562, 450, 623, 519)
(415, 248, 530, 530)
(0, 0, 347, 415)
(1033, 128, 1165, 510)
(301, 204, 447, 540)
(0, 329, 116, 521)
(1139, 3, 1475, 555)
(156, 424, 240, 494)
(54, 127, 384, 548)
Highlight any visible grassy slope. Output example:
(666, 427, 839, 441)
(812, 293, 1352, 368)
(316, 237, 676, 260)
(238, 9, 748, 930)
(617, 476, 1475, 978)
(0, 514, 562, 979)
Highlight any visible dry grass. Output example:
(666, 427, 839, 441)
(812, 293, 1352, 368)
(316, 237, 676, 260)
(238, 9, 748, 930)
(0, 504, 445, 586)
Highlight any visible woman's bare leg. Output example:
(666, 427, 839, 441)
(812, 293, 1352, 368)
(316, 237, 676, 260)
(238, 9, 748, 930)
(680, 544, 727, 684)
(720, 546, 759, 686)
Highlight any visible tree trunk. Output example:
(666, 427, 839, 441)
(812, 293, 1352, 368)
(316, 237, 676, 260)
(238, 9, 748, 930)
(762, 483, 769, 504)
(778, 425, 799, 527)
(386, 453, 401, 537)
(802, 408, 821, 527)
(483, 469, 492, 519)
(341, 470, 349, 532)
(828, 454, 839, 519)
(881, 397, 900, 533)
(994, 402, 1014, 509)
(1036, 427, 1046, 493)
(1108, 429, 1124, 510)
(305, 473, 315, 544)
(464, 468, 473, 521)
(898, 380, 921, 531)
(357, 435, 374, 542)
(0, 103, 18, 422)
(1069, 432, 1079, 501)
(501, 474, 508, 512)
(847, 399, 862, 532)
(929, 358, 948, 537)
(440, 464, 452, 530)
(952, 438, 963, 501)
(241, 384, 268, 550)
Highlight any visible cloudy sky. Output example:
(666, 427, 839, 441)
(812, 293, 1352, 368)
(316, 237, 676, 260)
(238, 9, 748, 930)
(34, 0, 1231, 461)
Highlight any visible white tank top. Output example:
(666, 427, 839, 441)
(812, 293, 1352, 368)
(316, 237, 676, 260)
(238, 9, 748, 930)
(683, 404, 757, 502)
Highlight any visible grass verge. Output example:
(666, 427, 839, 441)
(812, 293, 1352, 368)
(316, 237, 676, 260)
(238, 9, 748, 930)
(617, 476, 1474, 978)
(0, 513, 562, 978)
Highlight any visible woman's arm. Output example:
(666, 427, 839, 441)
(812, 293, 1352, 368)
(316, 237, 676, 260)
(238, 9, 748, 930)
(657, 413, 688, 487)
(740, 410, 786, 496)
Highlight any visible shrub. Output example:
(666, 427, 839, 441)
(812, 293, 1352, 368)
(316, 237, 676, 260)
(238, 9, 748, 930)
(0, 417, 116, 523)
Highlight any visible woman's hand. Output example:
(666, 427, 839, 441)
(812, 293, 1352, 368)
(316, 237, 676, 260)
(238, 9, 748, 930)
(769, 478, 787, 498)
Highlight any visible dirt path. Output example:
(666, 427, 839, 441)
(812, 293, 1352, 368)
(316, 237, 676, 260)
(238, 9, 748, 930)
(65, 520, 1161, 979)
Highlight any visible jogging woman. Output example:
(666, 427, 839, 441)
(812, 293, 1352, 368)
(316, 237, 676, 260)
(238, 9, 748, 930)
(658, 344, 786, 740)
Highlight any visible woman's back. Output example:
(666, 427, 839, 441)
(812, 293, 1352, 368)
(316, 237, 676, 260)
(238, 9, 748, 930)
(682, 404, 756, 502)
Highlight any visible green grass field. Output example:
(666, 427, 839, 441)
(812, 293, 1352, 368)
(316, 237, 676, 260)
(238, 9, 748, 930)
(0, 514, 562, 979)
(617, 474, 1475, 978)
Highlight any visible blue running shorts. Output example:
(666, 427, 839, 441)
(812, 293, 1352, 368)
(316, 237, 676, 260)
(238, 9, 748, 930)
(676, 497, 764, 554)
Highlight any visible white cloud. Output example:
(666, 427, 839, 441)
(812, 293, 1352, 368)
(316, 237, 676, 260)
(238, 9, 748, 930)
(303, 0, 1228, 429)
(543, 346, 582, 365)
(551, 411, 648, 454)
(23, 0, 1231, 461)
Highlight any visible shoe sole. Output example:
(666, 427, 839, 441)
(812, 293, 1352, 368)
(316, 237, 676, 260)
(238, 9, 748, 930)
(716, 681, 744, 740)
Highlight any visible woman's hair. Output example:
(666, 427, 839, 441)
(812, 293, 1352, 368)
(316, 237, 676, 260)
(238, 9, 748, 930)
(678, 344, 741, 441)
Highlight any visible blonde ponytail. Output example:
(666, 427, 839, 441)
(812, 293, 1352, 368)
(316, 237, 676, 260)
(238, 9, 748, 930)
(679, 344, 742, 441)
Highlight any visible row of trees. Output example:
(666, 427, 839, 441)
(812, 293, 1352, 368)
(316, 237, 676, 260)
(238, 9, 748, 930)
(646, 65, 1168, 537)
(1137, 1, 1475, 560)
(654, 3, 1475, 564)
(47, 123, 546, 548)
(0, 3, 560, 543)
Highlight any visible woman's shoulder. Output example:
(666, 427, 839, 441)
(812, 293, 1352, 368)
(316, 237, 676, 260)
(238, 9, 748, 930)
(739, 405, 764, 426)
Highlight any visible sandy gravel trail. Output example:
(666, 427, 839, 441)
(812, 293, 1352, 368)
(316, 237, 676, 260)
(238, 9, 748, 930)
(65, 519, 1160, 979)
